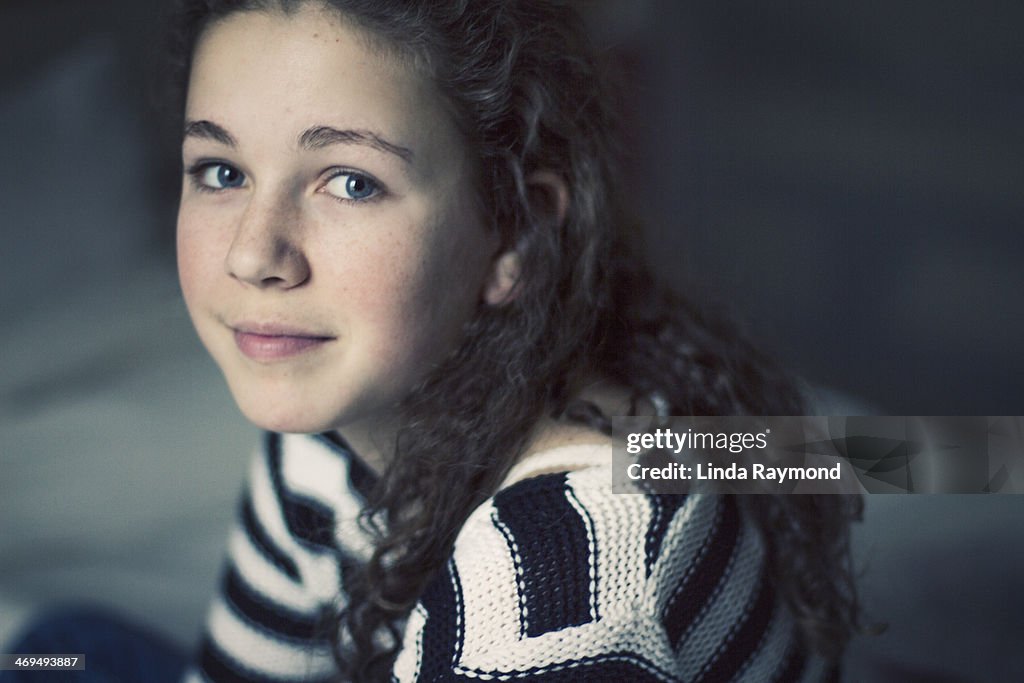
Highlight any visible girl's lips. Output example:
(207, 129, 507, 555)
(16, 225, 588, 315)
(232, 328, 334, 361)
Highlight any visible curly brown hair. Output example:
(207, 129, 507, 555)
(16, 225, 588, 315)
(166, 1, 864, 680)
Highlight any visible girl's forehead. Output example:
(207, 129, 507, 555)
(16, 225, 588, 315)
(186, 7, 465, 174)
(192, 7, 412, 97)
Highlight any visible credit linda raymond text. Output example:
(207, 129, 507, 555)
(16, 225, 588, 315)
(611, 416, 1024, 494)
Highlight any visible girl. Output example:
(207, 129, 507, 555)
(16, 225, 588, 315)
(26, 1, 858, 681)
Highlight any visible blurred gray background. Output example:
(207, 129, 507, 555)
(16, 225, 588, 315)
(1, 1, 1022, 681)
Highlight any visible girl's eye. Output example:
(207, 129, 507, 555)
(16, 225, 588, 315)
(190, 162, 246, 190)
(323, 172, 380, 202)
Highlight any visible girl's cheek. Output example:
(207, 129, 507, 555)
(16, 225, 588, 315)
(176, 217, 219, 299)
(177, 244, 201, 294)
(179, 202, 234, 266)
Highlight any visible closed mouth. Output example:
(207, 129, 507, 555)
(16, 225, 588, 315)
(230, 322, 335, 360)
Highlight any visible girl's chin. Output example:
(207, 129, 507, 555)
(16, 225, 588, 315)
(237, 403, 339, 435)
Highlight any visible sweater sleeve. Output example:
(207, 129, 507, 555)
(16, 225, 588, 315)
(390, 466, 830, 683)
(181, 433, 364, 683)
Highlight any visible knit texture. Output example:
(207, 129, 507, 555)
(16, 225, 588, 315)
(181, 432, 835, 683)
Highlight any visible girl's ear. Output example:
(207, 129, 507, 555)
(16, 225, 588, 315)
(526, 170, 570, 229)
(483, 250, 522, 305)
(483, 170, 570, 306)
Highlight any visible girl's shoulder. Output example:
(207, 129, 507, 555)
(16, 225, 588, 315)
(500, 437, 614, 489)
(500, 374, 653, 487)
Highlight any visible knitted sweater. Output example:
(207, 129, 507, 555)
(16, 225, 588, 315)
(182, 432, 833, 683)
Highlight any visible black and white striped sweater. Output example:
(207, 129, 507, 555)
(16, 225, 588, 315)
(182, 432, 834, 683)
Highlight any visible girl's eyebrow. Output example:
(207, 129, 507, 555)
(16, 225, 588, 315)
(183, 119, 236, 146)
(182, 119, 413, 165)
(298, 125, 413, 164)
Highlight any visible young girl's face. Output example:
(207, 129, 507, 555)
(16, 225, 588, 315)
(177, 6, 501, 435)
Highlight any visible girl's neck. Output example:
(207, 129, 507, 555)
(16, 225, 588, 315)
(336, 375, 643, 478)
(334, 417, 398, 477)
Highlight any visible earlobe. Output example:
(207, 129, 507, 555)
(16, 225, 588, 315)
(484, 250, 522, 305)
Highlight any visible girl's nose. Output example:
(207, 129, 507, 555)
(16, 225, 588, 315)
(225, 195, 310, 289)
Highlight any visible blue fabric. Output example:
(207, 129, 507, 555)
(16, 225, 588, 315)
(0, 607, 186, 683)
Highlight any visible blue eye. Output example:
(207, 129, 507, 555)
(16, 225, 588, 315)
(324, 172, 380, 201)
(191, 162, 245, 190)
